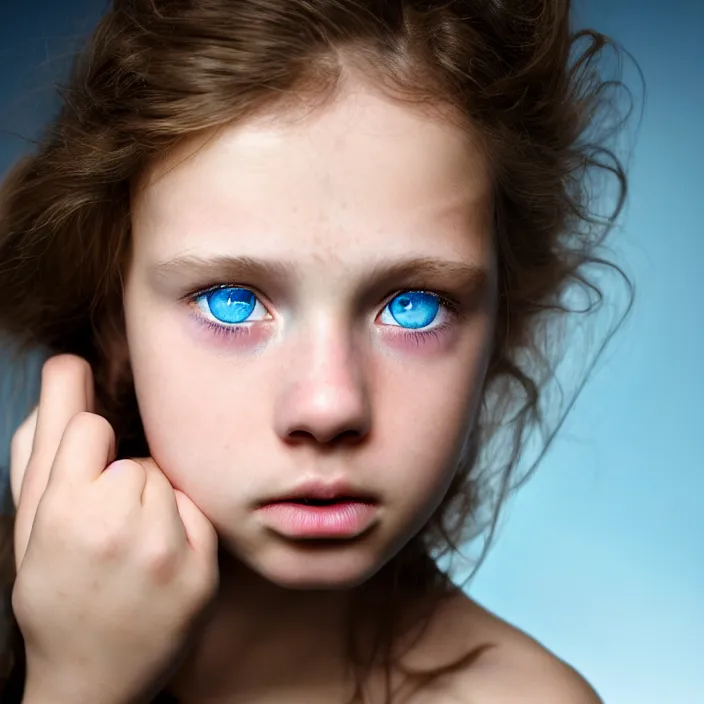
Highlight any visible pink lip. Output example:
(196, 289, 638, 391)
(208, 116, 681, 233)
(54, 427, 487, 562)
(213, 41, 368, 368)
(260, 477, 377, 505)
(257, 500, 378, 539)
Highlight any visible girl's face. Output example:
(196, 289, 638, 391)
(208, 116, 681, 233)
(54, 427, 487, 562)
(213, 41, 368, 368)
(124, 80, 497, 589)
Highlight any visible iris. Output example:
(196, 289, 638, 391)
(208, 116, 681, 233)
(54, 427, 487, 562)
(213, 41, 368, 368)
(386, 292, 439, 329)
(195, 287, 442, 331)
(201, 288, 256, 324)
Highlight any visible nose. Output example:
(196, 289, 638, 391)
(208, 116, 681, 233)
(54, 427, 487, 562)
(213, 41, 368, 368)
(274, 321, 371, 446)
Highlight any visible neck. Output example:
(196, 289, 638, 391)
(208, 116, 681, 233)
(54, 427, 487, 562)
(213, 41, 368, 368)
(168, 553, 366, 703)
(166, 548, 446, 704)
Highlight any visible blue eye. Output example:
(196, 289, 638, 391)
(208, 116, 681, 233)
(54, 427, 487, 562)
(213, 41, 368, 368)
(379, 291, 441, 329)
(193, 287, 268, 325)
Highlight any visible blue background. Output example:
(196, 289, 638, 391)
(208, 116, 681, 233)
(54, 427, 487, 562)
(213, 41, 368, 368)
(1, 2, 701, 702)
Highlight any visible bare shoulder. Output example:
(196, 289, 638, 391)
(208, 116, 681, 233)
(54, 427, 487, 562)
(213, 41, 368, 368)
(400, 590, 603, 704)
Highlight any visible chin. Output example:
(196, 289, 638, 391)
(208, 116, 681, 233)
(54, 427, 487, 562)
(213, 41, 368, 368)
(245, 541, 389, 590)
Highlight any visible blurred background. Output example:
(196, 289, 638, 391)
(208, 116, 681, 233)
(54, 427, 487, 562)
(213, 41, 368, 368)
(0, 1, 701, 702)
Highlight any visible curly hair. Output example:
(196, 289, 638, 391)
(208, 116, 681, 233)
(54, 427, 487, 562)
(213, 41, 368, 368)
(0, 1, 636, 701)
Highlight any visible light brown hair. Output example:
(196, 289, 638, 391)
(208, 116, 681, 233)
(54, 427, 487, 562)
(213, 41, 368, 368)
(0, 1, 636, 701)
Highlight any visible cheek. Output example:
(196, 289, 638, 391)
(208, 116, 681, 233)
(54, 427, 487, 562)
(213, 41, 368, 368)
(125, 310, 267, 492)
(124, 280, 490, 513)
(377, 351, 485, 502)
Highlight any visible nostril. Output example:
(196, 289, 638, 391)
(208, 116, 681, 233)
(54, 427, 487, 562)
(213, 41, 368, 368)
(287, 427, 364, 445)
(334, 429, 364, 444)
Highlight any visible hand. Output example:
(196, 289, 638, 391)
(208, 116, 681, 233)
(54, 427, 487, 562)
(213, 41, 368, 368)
(10, 354, 219, 704)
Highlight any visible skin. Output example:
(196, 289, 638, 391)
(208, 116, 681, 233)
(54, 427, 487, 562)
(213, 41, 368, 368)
(10, 360, 218, 704)
(125, 79, 497, 590)
(122, 75, 496, 701)
(11, 74, 602, 703)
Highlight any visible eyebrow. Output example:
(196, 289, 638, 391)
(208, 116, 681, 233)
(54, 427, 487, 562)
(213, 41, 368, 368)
(150, 254, 295, 286)
(149, 253, 490, 297)
(365, 257, 489, 293)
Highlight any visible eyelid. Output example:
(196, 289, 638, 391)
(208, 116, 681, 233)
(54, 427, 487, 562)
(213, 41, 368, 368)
(181, 281, 265, 301)
(183, 282, 460, 305)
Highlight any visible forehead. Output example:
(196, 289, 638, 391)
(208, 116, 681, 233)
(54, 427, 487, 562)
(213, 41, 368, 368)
(131, 80, 493, 264)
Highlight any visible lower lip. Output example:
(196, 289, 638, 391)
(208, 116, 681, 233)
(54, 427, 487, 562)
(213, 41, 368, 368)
(257, 501, 378, 539)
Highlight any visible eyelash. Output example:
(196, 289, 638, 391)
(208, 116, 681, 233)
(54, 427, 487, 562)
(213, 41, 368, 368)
(183, 284, 461, 344)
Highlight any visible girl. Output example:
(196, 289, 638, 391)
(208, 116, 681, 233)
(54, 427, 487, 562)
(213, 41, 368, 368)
(0, 1, 634, 702)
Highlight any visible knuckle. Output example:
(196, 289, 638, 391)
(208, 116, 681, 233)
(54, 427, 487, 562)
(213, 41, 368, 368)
(108, 457, 146, 481)
(64, 411, 115, 443)
(141, 540, 179, 583)
(85, 524, 128, 560)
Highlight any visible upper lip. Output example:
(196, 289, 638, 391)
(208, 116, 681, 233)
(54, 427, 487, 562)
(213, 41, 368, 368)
(259, 477, 378, 505)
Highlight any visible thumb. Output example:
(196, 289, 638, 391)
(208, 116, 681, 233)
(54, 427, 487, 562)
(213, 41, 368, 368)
(173, 489, 218, 559)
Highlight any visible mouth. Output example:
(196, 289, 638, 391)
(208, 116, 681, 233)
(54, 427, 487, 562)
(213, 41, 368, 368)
(255, 479, 380, 539)
(273, 497, 372, 507)
(259, 478, 378, 508)
(256, 498, 379, 539)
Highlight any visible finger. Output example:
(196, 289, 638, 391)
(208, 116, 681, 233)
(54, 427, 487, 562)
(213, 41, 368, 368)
(96, 458, 149, 505)
(13, 357, 95, 569)
(137, 459, 183, 526)
(9, 406, 38, 508)
(14, 411, 116, 570)
(46, 412, 117, 488)
(173, 490, 218, 558)
(18, 355, 94, 509)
